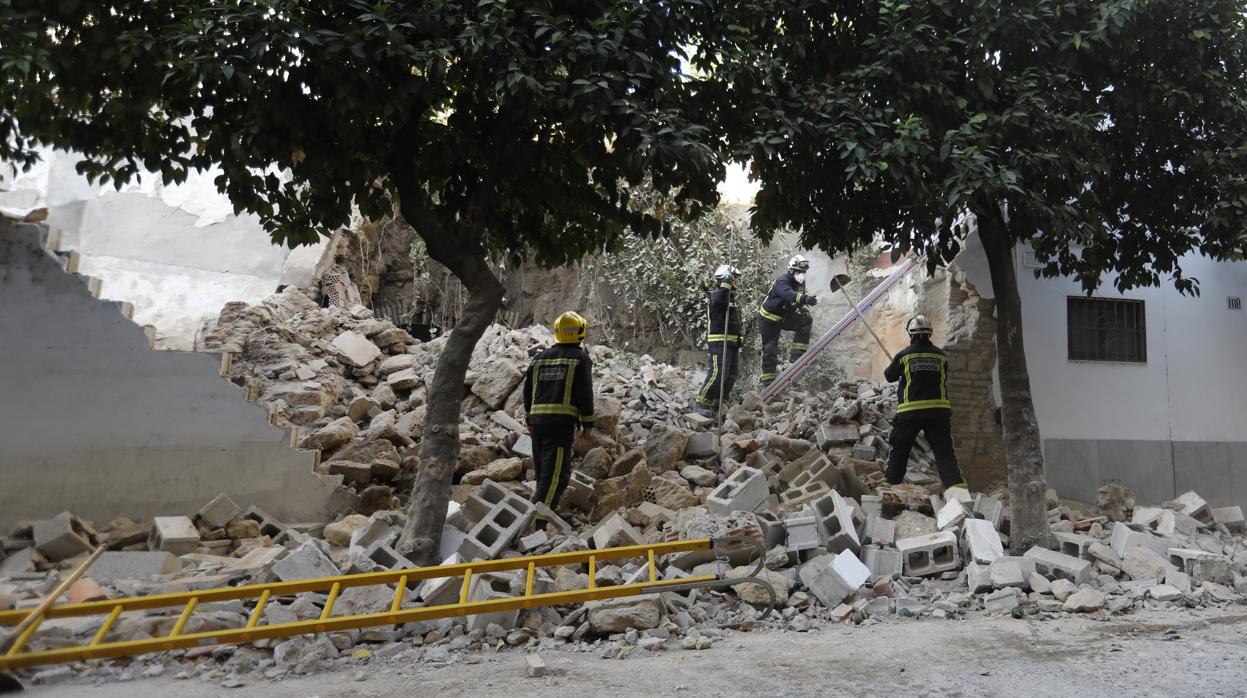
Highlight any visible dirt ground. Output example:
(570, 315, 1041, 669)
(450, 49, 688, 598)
(19, 606, 1247, 697)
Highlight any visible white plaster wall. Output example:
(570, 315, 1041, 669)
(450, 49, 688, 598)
(955, 235, 1247, 444)
(0, 148, 329, 350)
(0, 219, 347, 530)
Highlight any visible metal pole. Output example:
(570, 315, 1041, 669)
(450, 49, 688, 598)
(835, 284, 893, 360)
(713, 226, 737, 465)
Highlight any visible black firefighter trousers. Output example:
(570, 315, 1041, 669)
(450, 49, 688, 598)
(529, 422, 576, 519)
(697, 342, 740, 408)
(885, 409, 966, 488)
(758, 311, 813, 384)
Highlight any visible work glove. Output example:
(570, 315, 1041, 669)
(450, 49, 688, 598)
(804, 294, 819, 306)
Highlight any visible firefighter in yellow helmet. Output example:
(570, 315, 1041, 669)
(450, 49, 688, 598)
(523, 311, 596, 520)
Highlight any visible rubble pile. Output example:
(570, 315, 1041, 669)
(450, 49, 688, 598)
(3, 286, 1247, 686)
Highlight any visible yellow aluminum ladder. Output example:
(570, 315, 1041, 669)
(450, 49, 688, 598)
(0, 537, 770, 672)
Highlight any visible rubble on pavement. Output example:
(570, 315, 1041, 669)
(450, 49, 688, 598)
(3, 286, 1247, 685)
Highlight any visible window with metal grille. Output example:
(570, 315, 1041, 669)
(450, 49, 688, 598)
(1067, 297, 1147, 363)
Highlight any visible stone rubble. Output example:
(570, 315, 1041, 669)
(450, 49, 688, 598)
(3, 287, 1247, 685)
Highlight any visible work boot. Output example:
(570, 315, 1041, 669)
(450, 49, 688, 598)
(695, 404, 715, 418)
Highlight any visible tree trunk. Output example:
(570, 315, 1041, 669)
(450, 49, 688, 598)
(395, 195, 505, 566)
(976, 208, 1053, 553)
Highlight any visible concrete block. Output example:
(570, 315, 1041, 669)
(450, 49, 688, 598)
(861, 545, 904, 582)
(863, 515, 895, 546)
(197, 493, 241, 529)
(1109, 524, 1177, 558)
(459, 498, 534, 561)
(810, 491, 860, 553)
(936, 499, 969, 531)
(778, 480, 830, 510)
(983, 587, 1021, 613)
(972, 494, 1005, 530)
(783, 508, 821, 553)
(1171, 491, 1210, 522)
(241, 506, 292, 542)
(1211, 506, 1245, 532)
(831, 550, 871, 589)
(0, 547, 35, 575)
(966, 562, 992, 593)
(962, 519, 1004, 564)
(860, 495, 882, 519)
(466, 585, 518, 631)
(350, 518, 396, 551)
(148, 516, 200, 556)
(33, 512, 94, 561)
(816, 424, 859, 449)
(706, 467, 768, 515)
(512, 434, 533, 458)
(439, 527, 467, 561)
(798, 555, 857, 608)
(1132, 506, 1164, 526)
(989, 557, 1027, 589)
(684, 431, 717, 459)
(944, 487, 973, 506)
(561, 470, 596, 513)
(895, 531, 960, 577)
(419, 554, 464, 606)
(589, 512, 644, 550)
(446, 501, 469, 532)
(1052, 532, 1095, 561)
(1120, 547, 1175, 582)
(1167, 547, 1227, 573)
(364, 540, 416, 572)
(273, 541, 341, 581)
(1024, 547, 1092, 585)
(89, 551, 181, 580)
(463, 480, 511, 524)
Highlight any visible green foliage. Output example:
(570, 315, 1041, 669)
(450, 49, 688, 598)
(696, 0, 1247, 295)
(592, 187, 783, 348)
(0, 0, 728, 263)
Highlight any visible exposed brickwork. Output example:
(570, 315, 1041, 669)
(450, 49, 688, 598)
(942, 267, 1007, 490)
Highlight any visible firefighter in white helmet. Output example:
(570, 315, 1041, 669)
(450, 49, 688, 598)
(756, 255, 817, 387)
(523, 311, 596, 520)
(696, 264, 743, 417)
(882, 314, 966, 489)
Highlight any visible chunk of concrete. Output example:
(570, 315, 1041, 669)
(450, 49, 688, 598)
(895, 531, 960, 577)
(273, 541, 340, 581)
(332, 330, 382, 367)
(1024, 547, 1093, 585)
(197, 494, 241, 529)
(148, 516, 200, 556)
(962, 518, 1004, 564)
(90, 551, 181, 580)
(33, 512, 94, 561)
(935, 499, 969, 531)
(586, 596, 661, 634)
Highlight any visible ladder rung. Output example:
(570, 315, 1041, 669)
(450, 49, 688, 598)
(648, 549, 658, 583)
(588, 555, 597, 589)
(320, 582, 342, 622)
(390, 577, 407, 615)
(89, 606, 124, 648)
(245, 590, 271, 631)
(169, 597, 199, 638)
(459, 568, 473, 605)
(524, 562, 535, 598)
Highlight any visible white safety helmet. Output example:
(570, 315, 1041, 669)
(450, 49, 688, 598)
(907, 314, 933, 335)
(713, 264, 741, 281)
(788, 254, 810, 272)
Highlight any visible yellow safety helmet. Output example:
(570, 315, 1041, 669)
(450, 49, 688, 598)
(553, 311, 588, 344)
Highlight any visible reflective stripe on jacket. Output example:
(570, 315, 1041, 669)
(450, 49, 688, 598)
(758, 273, 806, 322)
(706, 283, 742, 345)
(523, 343, 595, 427)
(883, 340, 952, 413)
